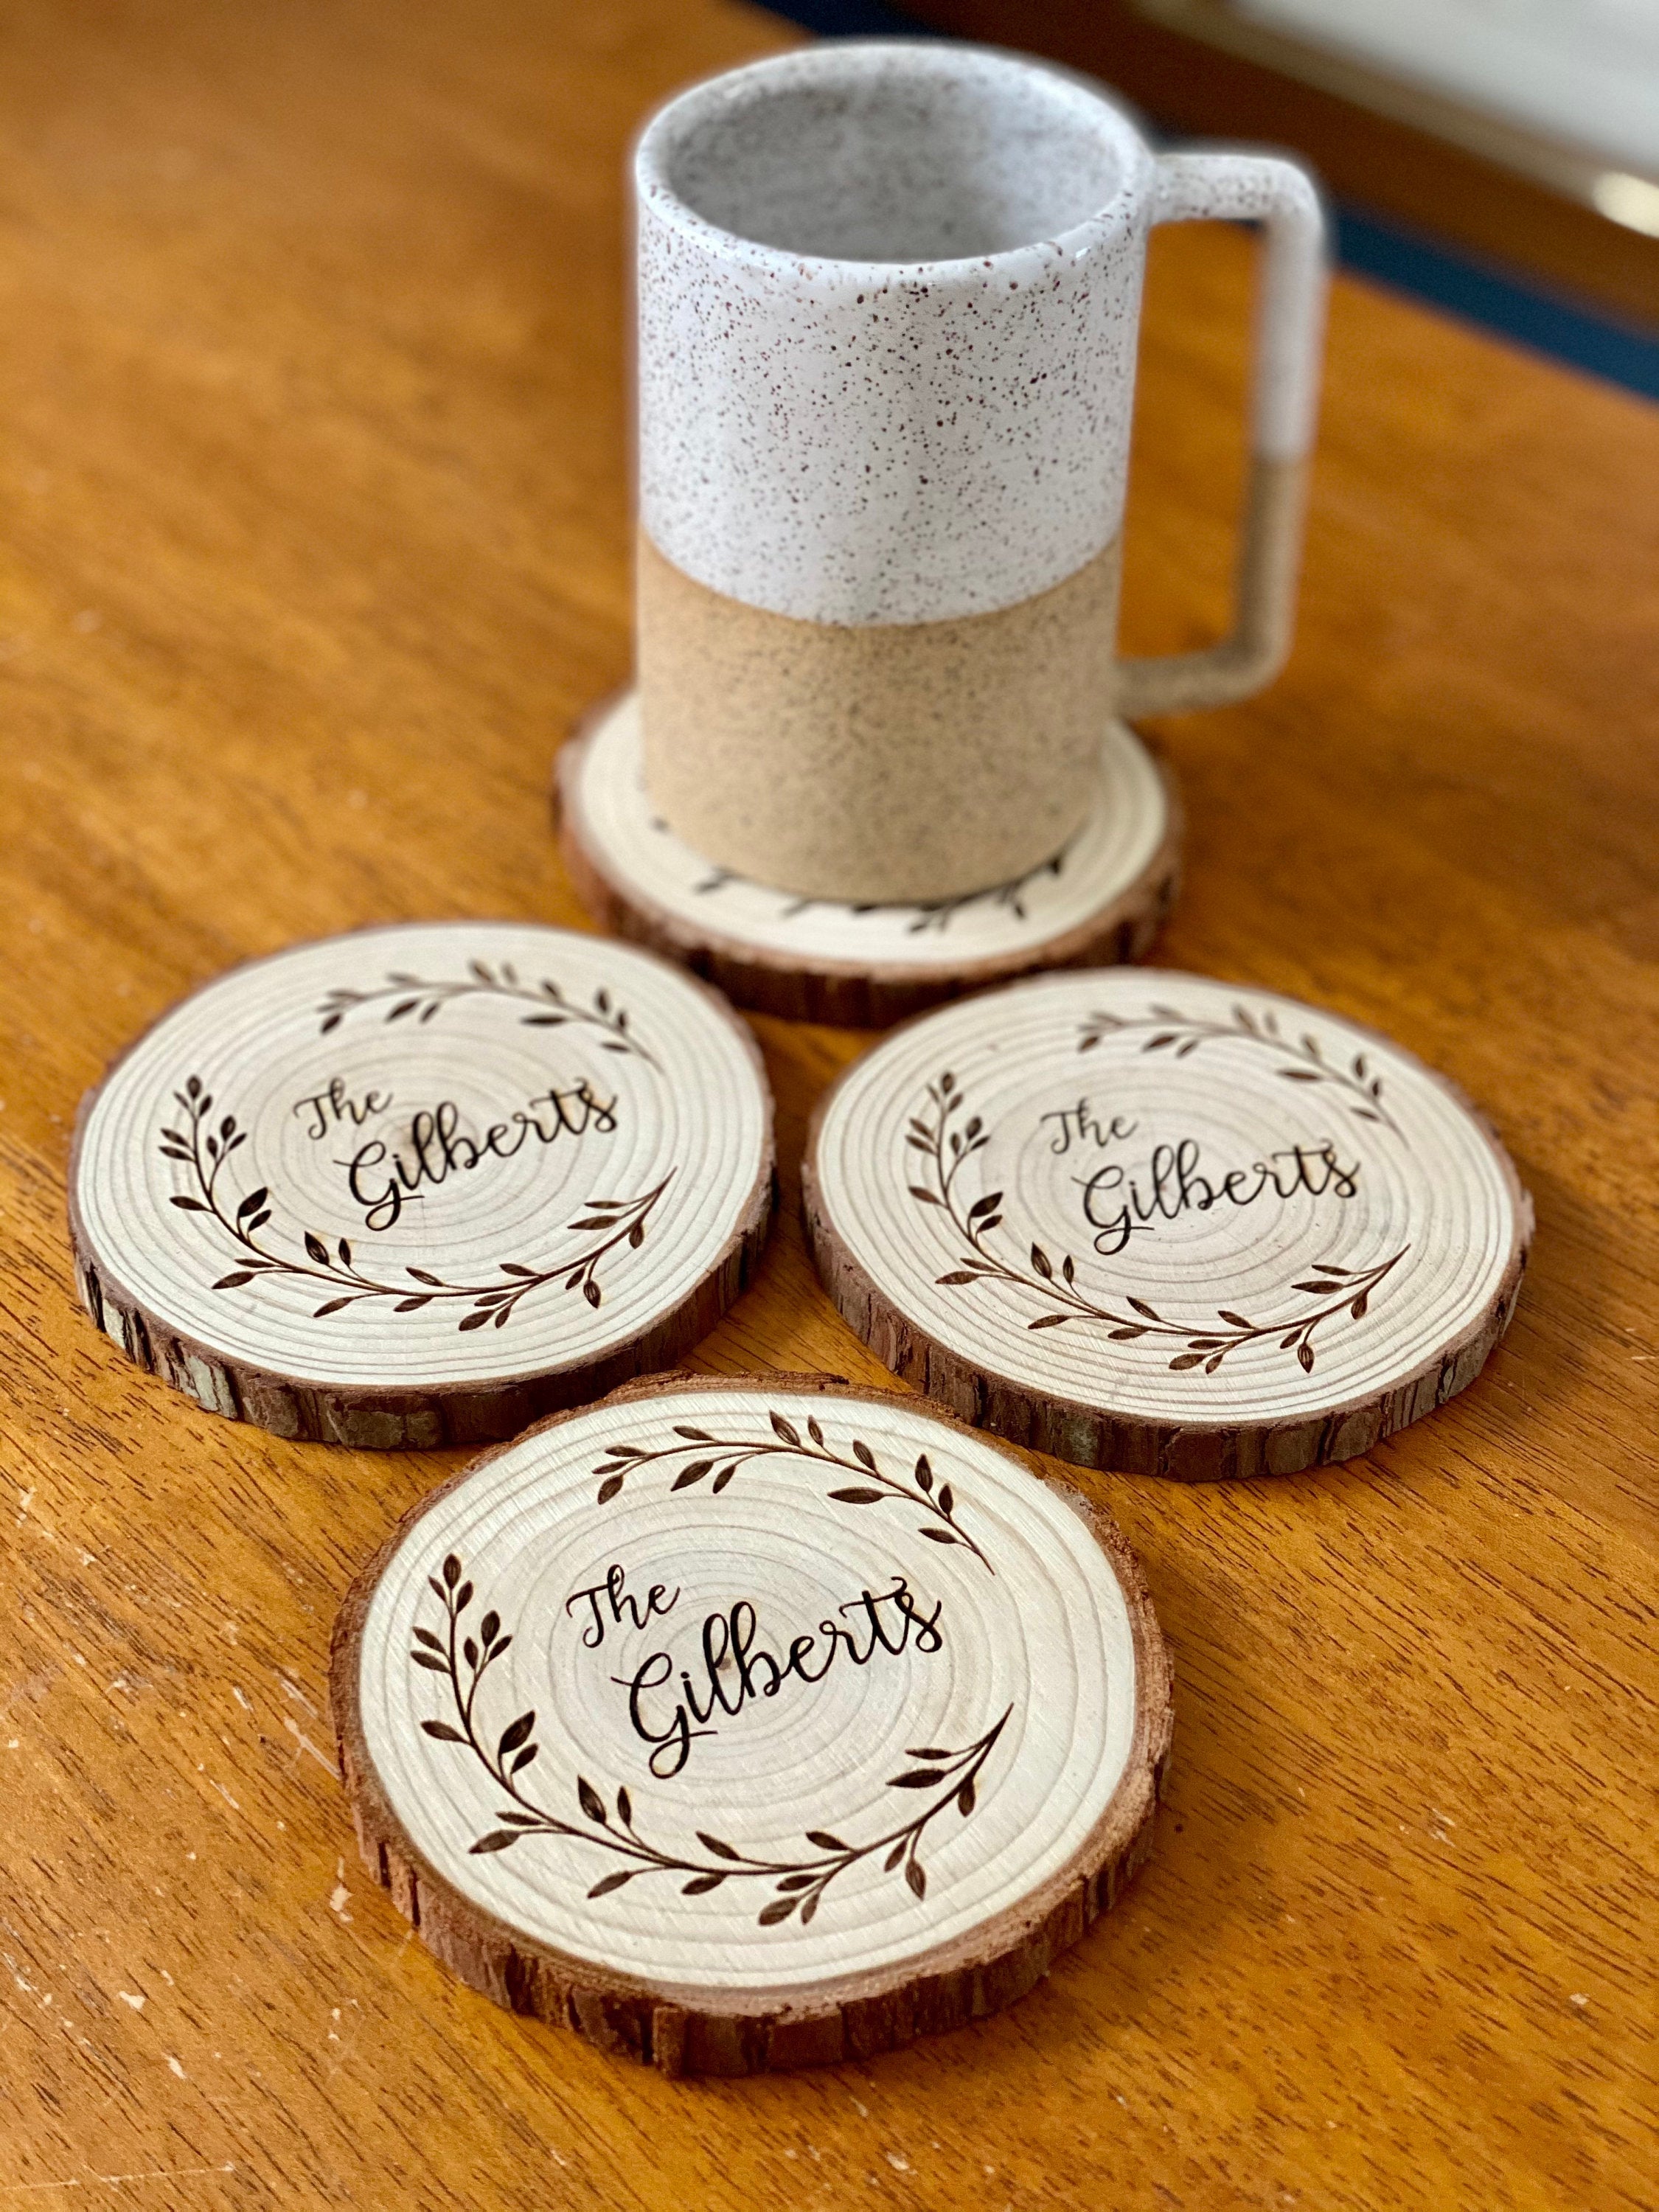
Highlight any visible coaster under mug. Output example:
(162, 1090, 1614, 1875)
(556, 692, 1181, 1026)
(331, 1372, 1172, 2074)
(69, 923, 773, 1447)
(804, 971, 1531, 1479)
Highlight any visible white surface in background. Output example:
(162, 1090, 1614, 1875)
(1239, 0, 1659, 173)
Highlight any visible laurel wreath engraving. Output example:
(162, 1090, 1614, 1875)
(908, 1074, 1407, 1376)
(689, 846, 1070, 936)
(160, 1076, 670, 1329)
(588, 1405, 991, 1571)
(412, 1553, 1010, 1929)
(316, 956, 661, 1071)
(1078, 999, 1402, 1138)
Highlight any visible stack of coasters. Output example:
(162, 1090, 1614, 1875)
(69, 923, 773, 1448)
(330, 1374, 1172, 2076)
(804, 971, 1531, 1479)
(555, 692, 1182, 1026)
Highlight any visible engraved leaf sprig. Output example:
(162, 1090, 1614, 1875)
(1077, 1000, 1402, 1137)
(909, 1073, 1407, 1377)
(161, 1078, 671, 1329)
(586, 1408, 990, 1572)
(316, 958, 660, 1070)
(693, 844, 1071, 936)
(414, 1555, 1009, 1929)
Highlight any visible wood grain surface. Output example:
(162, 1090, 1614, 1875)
(332, 1373, 1172, 2075)
(0, 1, 1653, 2206)
(556, 693, 1183, 1026)
(67, 921, 775, 1447)
(803, 972, 1532, 1481)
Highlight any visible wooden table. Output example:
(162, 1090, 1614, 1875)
(1, 2, 1653, 2205)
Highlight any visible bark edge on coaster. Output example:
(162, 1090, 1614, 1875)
(69, 922, 774, 1448)
(556, 692, 1183, 1026)
(331, 1370, 1173, 2073)
(803, 970, 1531, 1479)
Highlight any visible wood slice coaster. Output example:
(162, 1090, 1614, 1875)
(69, 924, 773, 1448)
(804, 972, 1533, 1481)
(331, 1372, 1172, 2075)
(554, 692, 1182, 1026)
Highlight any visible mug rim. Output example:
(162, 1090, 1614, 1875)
(634, 39, 1152, 280)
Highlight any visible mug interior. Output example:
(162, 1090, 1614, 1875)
(647, 45, 1131, 263)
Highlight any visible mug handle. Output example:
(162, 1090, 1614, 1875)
(1116, 151, 1329, 720)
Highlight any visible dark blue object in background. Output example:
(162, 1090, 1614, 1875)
(1334, 206, 1659, 402)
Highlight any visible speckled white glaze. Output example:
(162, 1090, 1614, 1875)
(635, 42, 1324, 627)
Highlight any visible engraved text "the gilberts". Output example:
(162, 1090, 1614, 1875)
(293, 1074, 618, 1230)
(565, 1562, 945, 1780)
(1039, 1097, 1360, 1256)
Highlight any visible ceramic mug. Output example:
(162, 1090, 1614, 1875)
(633, 41, 1326, 904)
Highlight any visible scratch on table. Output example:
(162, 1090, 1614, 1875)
(277, 1673, 318, 1716)
(96, 2168, 235, 2188)
(284, 1715, 338, 1776)
(0, 2163, 240, 2194)
(323, 1999, 367, 2080)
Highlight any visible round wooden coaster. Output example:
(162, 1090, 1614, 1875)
(69, 924, 774, 1448)
(804, 972, 1533, 1481)
(330, 1372, 1172, 2075)
(554, 692, 1182, 1026)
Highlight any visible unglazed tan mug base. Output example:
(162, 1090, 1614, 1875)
(638, 529, 1123, 905)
